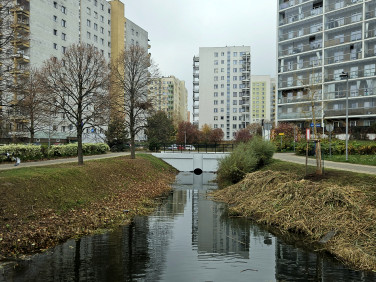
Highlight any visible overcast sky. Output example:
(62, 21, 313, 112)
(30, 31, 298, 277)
(124, 0, 277, 113)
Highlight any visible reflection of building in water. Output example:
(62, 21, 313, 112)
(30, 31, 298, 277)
(193, 189, 250, 259)
(275, 238, 376, 281)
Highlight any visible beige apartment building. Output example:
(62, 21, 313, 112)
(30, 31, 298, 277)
(149, 76, 188, 126)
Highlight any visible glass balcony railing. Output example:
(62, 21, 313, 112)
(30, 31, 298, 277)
(323, 87, 376, 100)
(325, 32, 362, 47)
(279, 0, 313, 10)
(278, 111, 322, 120)
(326, 0, 363, 13)
(279, 59, 322, 73)
(326, 14, 362, 30)
(279, 41, 322, 56)
(279, 7, 322, 26)
(279, 24, 323, 41)
(325, 107, 376, 117)
(279, 77, 322, 88)
(325, 68, 376, 83)
(325, 51, 362, 65)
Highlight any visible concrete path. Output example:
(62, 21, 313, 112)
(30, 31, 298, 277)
(0, 152, 130, 171)
(274, 153, 376, 175)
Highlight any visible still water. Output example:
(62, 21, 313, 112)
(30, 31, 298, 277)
(1, 172, 376, 282)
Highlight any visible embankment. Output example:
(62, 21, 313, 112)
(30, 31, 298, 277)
(212, 161, 376, 271)
(0, 154, 176, 259)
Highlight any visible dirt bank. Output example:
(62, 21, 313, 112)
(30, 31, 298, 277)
(212, 168, 376, 271)
(0, 154, 176, 260)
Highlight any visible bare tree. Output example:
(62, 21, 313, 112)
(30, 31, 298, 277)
(11, 67, 49, 143)
(39, 44, 110, 165)
(111, 46, 159, 159)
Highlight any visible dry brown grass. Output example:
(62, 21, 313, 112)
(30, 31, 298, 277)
(212, 170, 376, 271)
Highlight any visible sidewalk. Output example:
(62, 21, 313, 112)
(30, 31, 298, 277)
(0, 152, 130, 171)
(274, 153, 376, 175)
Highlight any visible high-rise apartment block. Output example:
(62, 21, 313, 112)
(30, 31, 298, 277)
(149, 76, 188, 126)
(193, 46, 251, 141)
(0, 0, 149, 142)
(248, 75, 273, 124)
(277, 0, 376, 129)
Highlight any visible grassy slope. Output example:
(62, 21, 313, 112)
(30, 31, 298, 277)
(0, 154, 177, 259)
(212, 160, 376, 271)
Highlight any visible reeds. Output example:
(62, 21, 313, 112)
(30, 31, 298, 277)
(213, 170, 376, 271)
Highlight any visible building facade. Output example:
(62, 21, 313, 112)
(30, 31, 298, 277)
(193, 46, 251, 141)
(277, 0, 376, 131)
(149, 76, 188, 126)
(0, 0, 150, 143)
(245, 75, 273, 125)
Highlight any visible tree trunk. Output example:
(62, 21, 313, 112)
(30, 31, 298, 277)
(130, 131, 136, 159)
(77, 131, 84, 165)
(315, 140, 322, 175)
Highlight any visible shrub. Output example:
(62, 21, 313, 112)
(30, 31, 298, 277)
(217, 137, 275, 185)
(0, 143, 110, 163)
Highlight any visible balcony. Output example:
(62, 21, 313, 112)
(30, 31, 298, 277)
(325, 0, 363, 13)
(193, 72, 199, 78)
(323, 87, 376, 100)
(10, 5, 30, 16)
(279, 7, 323, 26)
(279, 0, 313, 10)
(279, 94, 314, 104)
(279, 24, 323, 42)
(193, 56, 199, 63)
(279, 76, 322, 88)
(325, 32, 362, 48)
(325, 51, 362, 65)
(325, 68, 376, 82)
(325, 107, 376, 118)
(365, 10, 376, 20)
(326, 14, 362, 30)
(279, 59, 321, 73)
(279, 41, 322, 57)
(278, 111, 322, 120)
(11, 21, 30, 32)
(365, 47, 376, 58)
(365, 29, 376, 39)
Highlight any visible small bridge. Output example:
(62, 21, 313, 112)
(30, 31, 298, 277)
(152, 152, 229, 174)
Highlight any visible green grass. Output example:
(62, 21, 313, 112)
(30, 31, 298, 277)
(322, 154, 376, 166)
(263, 159, 376, 191)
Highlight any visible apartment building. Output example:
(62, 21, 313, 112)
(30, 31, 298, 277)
(149, 76, 188, 126)
(1, 0, 150, 143)
(193, 46, 251, 141)
(125, 18, 149, 51)
(244, 75, 273, 125)
(277, 0, 376, 130)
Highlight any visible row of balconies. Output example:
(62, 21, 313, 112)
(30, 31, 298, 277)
(279, 59, 321, 73)
(279, 24, 323, 41)
(279, 40, 322, 57)
(325, 67, 376, 82)
(279, 75, 322, 88)
(279, 7, 323, 26)
(323, 87, 376, 100)
(279, 0, 363, 13)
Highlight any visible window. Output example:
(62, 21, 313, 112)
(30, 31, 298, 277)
(62, 46, 66, 53)
(214, 100, 218, 105)
(61, 19, 66, 27)
(61, 33, 66, 40)
(53, 43, 58, 50)
(53, 15, 57, 22)
(233, 60, 237, 64)
(233, 92, 237, 97)
(53, 29, 57, 35)
(87, 19, 91, 27)
(214, 92, 218, 97)
(100, 27, 104, 34)
(233, 68, 237, 72)
(87, 7, 91, 15)
(87, 31, 91, 39)
(94, 23, 98, 30)
(233, 76, 237, 80)
(214, 60, 218, 65)
(233, 52, 237, 56)
(214, 108, 218, 113)
(94, 35, 98, 42)
(94, 0, 98, 6)
(100, 38, 104, 45)
(94, 12, 98, 19)
(61, 6, 66, 14)
(221, 52, 224, 56)
(214, 52, 218, 57)
(101, 3, 104, 10)
(101, 15, 104, 23)
(214, 116, 218, 120)
(53, 1, 58, 8)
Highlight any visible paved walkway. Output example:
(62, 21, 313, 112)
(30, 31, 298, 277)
(274, 153, 376, 175)
(0, 152, 130, 171)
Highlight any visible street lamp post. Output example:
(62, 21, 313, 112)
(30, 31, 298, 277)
(339, 71, 349, 161)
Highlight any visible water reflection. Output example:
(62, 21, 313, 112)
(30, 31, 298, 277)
(1, 172, 375, 281)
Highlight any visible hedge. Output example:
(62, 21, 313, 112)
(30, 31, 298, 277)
(295, 140, 376, 156)
(0, 143, 110, 162)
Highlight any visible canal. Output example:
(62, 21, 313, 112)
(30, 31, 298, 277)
(1, 172, 375, 281)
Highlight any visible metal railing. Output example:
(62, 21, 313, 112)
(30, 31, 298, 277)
(161, 144, 234, 153)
